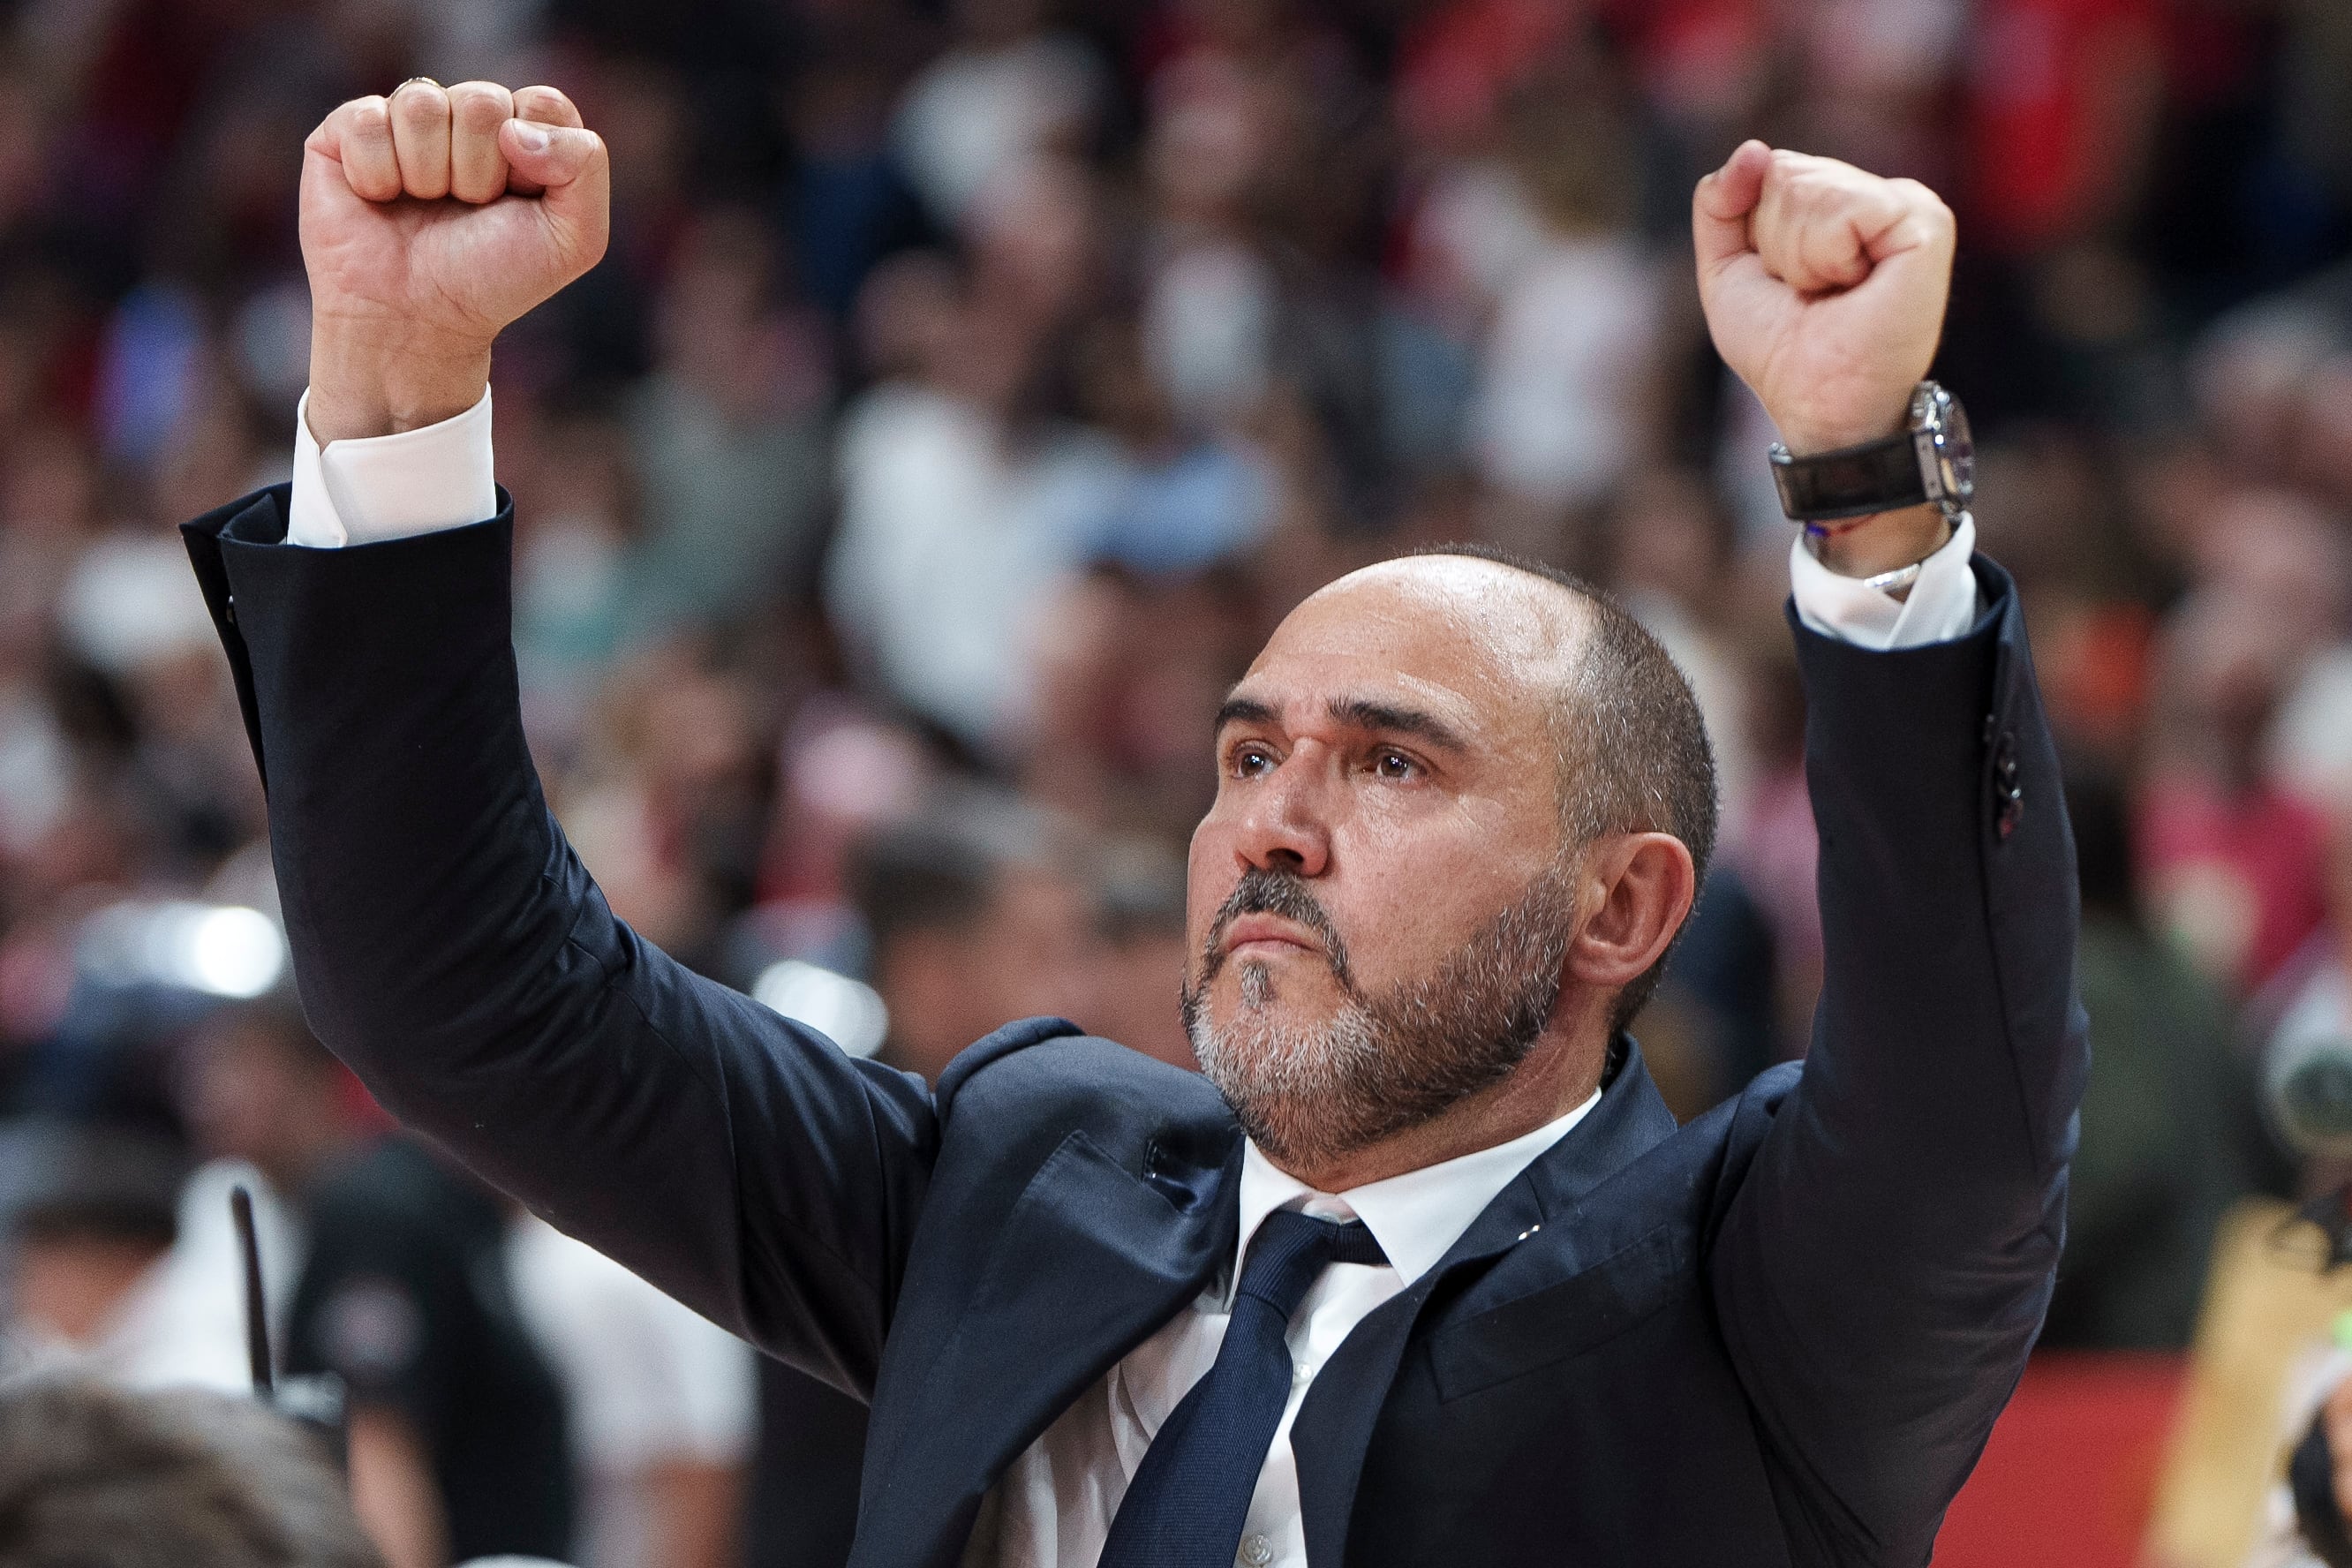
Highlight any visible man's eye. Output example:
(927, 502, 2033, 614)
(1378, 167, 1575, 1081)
(1232, 745, 1276, 777)
(1373, 750, 1418, 781)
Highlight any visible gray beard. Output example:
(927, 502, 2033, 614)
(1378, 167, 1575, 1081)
(1180, 866, 1579, 1172)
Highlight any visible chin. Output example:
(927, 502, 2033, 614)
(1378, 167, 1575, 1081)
(1180, 975, 1387, 1166)
(1229, 954, 1343, 1014)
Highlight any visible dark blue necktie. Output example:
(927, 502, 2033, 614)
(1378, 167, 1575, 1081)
(1097, 1208, 1388, 1568)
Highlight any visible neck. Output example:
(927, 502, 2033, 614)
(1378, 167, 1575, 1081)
(1272, 1021, 1609, 1193)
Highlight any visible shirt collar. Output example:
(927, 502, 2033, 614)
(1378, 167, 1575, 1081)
(1233, 1089, 1602, 1290)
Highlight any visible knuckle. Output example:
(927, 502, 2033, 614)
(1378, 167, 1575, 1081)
(392, 84, 448, 123)
(450, 81, 511, 124)
(515, 85, 579, 123)
(1894, 177, 1945, 210)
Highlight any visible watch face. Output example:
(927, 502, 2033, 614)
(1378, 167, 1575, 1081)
(1919, 383, 1974, 507)
(1938, 390, 1975, 502)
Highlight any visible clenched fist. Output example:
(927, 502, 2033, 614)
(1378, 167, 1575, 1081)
(303, 80, 610, 444)
(1693, 141, 1957, 575)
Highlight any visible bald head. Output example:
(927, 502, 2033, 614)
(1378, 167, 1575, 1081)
(1297, 551, 1601, 676)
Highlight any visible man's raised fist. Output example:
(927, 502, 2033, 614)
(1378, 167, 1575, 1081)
(1692, 140, 1958, 576)
(1692, 141, 1955, 460)
(301, 80, 610, 443)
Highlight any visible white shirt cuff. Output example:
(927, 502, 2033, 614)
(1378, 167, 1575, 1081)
(286, 388, 499, 547)
(1788, 512, 1981, 650)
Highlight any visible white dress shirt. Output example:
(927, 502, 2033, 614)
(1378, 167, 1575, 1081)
(280, 393, 1984, 1568)
(969, 1098, 1604, 1568)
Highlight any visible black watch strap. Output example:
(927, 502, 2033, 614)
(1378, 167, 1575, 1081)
(1770, 432, 1927, 522)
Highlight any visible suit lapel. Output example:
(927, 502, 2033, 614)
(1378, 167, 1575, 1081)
(1293, 1040, 1679, 1567)
(853, 1127, 1240, 1568)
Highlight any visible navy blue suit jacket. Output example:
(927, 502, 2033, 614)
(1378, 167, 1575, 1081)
(185, 486, 2086, 1567)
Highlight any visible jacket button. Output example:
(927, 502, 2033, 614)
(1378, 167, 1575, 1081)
(223, 593, 237, 625)
(1993, 729, 2023, 839)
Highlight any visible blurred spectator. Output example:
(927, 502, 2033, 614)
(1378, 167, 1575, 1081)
(2040, 767, 2286, 1350)
(2258, 802, 2352, 1187)
(1603, 470, 1753, 819)
(557, 643, 776, 972)
(507, 401, 639, 735)
(1959, 0, 2164, 257)
(826, 254, 1126, 756)
(1023, 561, 1261, 841)
(126, 1158, 299, 1396)
(284, 1137, 573, 1568)
(179, 999, 358, 1212)
(0, 1127, 185, 1383)
(1466, 77, 1665, 531)
(2139, 583, 2331, 995)
(0, 1378, 383, 1568)
(509, 1221, 756, 1568)
(1067, 317, 1277, 577)
(624, 210, 833, 637)
(892, 0, 1105, 230)
(134, 995, 358, 1391)
(1084, 834, 1196, 1072)
(844, 795, 1098, 1083)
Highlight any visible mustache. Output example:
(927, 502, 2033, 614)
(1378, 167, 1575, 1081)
(1200, 867, 1354, 991)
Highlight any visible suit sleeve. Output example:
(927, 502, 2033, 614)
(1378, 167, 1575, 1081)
(1706, 557, 2089, 1563)
(182, 485, 939, 1398)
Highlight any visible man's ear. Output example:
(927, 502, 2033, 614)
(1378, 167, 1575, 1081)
(1564, 832, 1697, 995)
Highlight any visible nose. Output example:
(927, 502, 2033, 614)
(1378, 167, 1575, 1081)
(1231, 748, 1331, 878)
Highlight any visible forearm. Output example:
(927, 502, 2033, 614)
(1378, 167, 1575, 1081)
(1710, 561, 2085, 1550)
(1805, 571, 2081, 1179)
(1793, 579, 2075, 1178)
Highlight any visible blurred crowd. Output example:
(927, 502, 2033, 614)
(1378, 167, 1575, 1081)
(0, 0, 2347, 1563)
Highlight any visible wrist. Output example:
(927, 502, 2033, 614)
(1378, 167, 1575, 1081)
(1772, 402, 1910, 463)
(1805, 503, 1951, 578)
(306, 313, 493, 444)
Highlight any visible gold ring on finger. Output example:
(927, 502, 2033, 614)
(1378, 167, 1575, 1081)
(394, 76, 443, 94)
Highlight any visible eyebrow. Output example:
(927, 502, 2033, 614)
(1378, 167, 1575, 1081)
(1213, 696, 1278, 735)
(1213, 693, 1469, 754)
(1327, 697, 1469, 753)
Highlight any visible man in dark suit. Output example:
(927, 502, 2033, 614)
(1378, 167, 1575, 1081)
(182, 79, 2085, 1567)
